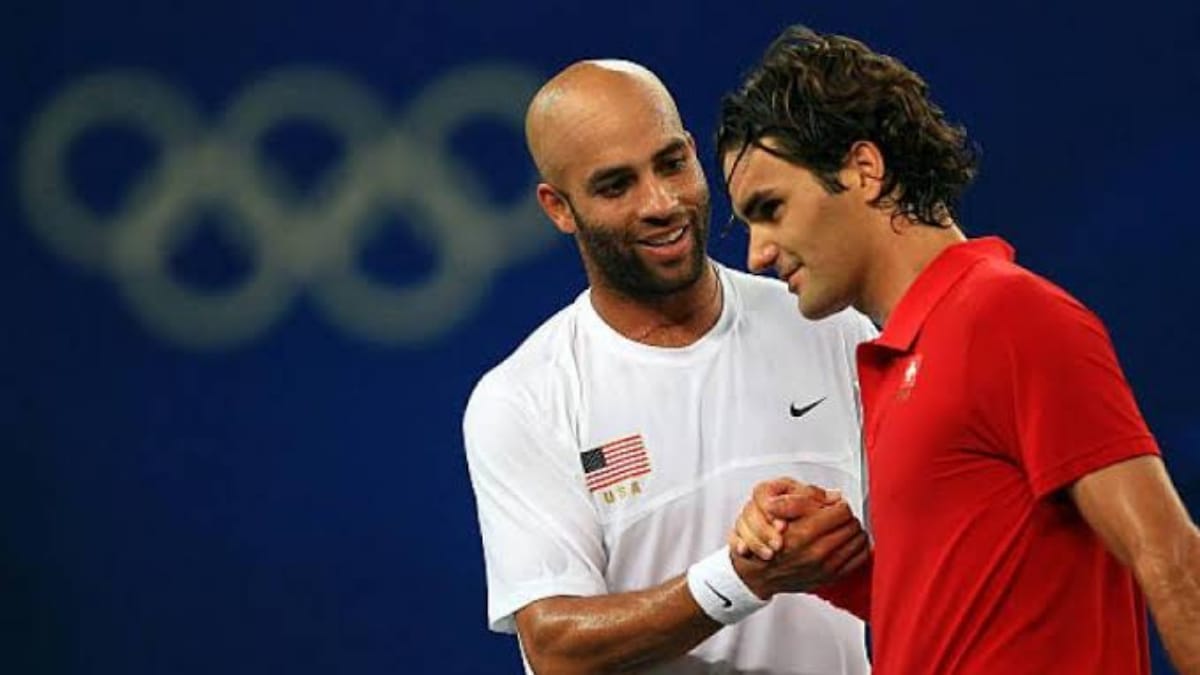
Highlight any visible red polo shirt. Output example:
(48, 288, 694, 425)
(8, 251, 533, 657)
(857, 237, 1158, 674)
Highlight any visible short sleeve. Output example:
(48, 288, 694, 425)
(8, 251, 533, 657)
(969, 275, 1159, 498)
(463, 375, 609, 633)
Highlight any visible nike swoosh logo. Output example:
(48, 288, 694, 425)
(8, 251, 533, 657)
(789, 396, 826, 418)
(703, 581, 733, 608)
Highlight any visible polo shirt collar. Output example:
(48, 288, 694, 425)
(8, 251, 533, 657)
(872, 236, 1015, 353)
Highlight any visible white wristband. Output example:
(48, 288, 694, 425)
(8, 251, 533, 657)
(686, 547, 768, 625)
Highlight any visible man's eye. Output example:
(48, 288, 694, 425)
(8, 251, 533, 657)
(596, 179, 631, 198)
(757, 199, 782, 221)
(661, 156, 687, 173)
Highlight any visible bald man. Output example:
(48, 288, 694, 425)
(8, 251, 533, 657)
(462, 61, 877, 674)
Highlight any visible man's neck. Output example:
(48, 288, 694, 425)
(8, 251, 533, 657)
(862, 223, 967, 326)
(588, 263, 723, 348)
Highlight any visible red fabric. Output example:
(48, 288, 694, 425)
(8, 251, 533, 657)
(814, 555, 872, 620)
(858, 238, 1158, 674)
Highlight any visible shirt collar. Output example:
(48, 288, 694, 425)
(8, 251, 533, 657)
(872, 236, 1015, 353)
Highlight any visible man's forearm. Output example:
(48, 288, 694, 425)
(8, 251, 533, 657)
(516, 575, 721, 674)
(1072, 457, 1200, 674)
(812, 555, 872, 620)
(1138, 526, 1200, 675)
(515, 491, 871, 673)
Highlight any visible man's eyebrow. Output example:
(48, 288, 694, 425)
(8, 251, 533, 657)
(585, 165, 634, 192)
(584, 139, 688, 192)
(652, 138, 688, 161)
(737, 190, 772, 221)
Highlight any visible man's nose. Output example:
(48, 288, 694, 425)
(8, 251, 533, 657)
(746, 229, 779, 274)
(637, 178, 682, 223)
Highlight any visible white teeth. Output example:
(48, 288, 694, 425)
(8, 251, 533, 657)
(644, 227, 687, 246)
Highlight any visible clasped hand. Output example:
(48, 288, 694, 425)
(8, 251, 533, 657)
(729, 477, 870, 599)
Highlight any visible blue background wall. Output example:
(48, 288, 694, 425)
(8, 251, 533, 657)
(4, 1, 1197, 672)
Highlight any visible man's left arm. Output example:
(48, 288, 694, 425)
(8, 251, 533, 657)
(1071, 455, 1200, 675)
(971, 277, 1198, 672)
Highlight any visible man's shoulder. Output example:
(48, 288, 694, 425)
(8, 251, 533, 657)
(956, 255, 1088, 319)
(945, 256, 1104, 352)
(468, 299, 583, 412)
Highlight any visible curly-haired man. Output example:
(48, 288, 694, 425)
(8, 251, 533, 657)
(721, 24, 1200, 675)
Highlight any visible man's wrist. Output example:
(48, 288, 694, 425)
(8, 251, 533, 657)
(686, 547, 770, 625)
(730, 552, 775, 600)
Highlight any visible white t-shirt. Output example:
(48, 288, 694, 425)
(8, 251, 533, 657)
(463, 263, 876, 674)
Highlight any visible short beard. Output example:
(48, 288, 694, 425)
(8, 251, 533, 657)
(569, 200, 711, 298)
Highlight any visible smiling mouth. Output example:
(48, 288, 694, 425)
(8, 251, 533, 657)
(639, 225, 689, 247)
(784, 266, 805, 293)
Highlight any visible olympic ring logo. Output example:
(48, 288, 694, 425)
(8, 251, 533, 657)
(18, 64, 553, 348)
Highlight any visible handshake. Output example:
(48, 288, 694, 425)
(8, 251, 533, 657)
(727, 477, 871, 602)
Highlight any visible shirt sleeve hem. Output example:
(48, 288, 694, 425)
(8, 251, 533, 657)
(487, 577, 609, 634)
(1028, 434, 1160, 499)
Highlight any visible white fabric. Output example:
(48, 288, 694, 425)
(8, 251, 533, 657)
(687, 547, 769, 625)
(463, 263, 876, 674)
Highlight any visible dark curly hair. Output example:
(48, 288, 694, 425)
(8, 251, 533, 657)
(717, 25, 979, 227)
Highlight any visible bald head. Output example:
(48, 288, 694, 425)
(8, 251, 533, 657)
(525, 60, 684, 188)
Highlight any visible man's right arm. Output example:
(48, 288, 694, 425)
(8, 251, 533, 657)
(465, 383, 869, 674)
(516, 501, 868, 674)
(514, 576, 718, 674)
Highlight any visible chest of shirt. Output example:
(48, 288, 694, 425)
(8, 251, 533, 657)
(572, 341, 860, 521)
(858, 335, 1028, 539)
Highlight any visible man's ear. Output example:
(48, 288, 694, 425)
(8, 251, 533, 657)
(536, 183, 577, 234)
(843, 140, 886, 202)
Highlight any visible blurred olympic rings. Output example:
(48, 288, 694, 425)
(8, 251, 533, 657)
(19, 65, 550, 348)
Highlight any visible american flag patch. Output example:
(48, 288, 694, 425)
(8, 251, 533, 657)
(580, 434, 651, 491)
